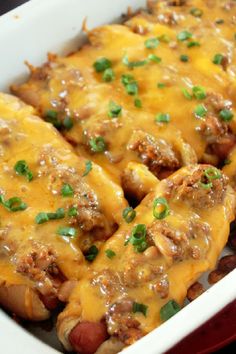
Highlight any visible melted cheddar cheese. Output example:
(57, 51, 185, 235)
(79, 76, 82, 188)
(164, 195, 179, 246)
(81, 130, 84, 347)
(1, 0, 236, 352)
(0, 93, 126, 314)
(57, 164, 235, 351)
(12, 0, 236, 185)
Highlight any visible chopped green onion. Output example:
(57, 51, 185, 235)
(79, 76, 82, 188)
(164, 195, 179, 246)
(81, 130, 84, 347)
(204, 167, 221, 181)
(187, 41, 200, 48)
(105, 249, 116, 259)
(45, 110, 61, 129)
(182, 88, 193, 100)
(132, 302, 148, 317)
(177, 30, 192, 41)
(45, 110, 73, 130)
(145, 37, 159, 49)
(14, 160, 33, 182)
(121, 74, 135, 85)
(122, 55, 148, 68)
(82, 160, 92, 177)
(212, 53, 224, 65)
(68, 206, 78, 217)
(89, 136, 107, 152)
(0, 195, 27, 212)
(102, 68, 115, 82)
(180, 54, 189, 62)
(194, 104, 207, 117)
(122, 206, 136, 223)
(190, 7, 203, 17)
(199, 181, 213, 189)
(121, 74, 139, 95)
(126, 82, 139, 95)
(153, 197, 170, 220)
(224, 159, 231, 165)
(155, 113, 170, 123)
(157, 83, 166, 89)
(93, 57, 111, 72)
(35, 207, 65, 224)
(215, 19, 224, 25)
(61, 183, 74, 197)
(199, 167, 221, 189)
(192, 86, 206, 100)
(85, 245, 99, 262)
(108, 101, 122, 118)
(35, 212, 49, 224)
(160, 300, 181, 321)
(148, 54, 162, 63)
(125, 224, 148, 253)
(219, 109, 234, 122)
(157, 34, 170, 43)
(134, 98, 142, 108)
(63, 116, 74, 130)
(57, 226, 77, 237)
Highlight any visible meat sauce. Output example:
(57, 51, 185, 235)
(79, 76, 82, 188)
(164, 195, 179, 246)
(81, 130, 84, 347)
(0, 0, 236, 353)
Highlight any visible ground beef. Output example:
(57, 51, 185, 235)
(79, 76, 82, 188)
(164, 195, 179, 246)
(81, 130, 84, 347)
(172, 165, 228, 209)
(106, 299, 143, 345)
(127, 130, 180, 178)
(15, 242, 61, 296)
(147, 220, 189, 260)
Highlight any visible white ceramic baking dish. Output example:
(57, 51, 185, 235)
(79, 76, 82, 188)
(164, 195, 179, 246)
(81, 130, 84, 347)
(0, 0, 235, 353)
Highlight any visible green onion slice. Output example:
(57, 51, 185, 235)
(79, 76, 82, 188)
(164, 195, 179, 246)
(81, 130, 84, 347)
(177, 30, 193, 41)
(145, 37, 159, 49)
(182, 88, 193, 100)
(122, 55, 148, 69)
(121, 74, 139, 96)
(102, 68, 115, 82)
(148, 54, 162, 63)
(212, 53, 224, 65)
(219, 109, 234, 122)
(57, 226, 77, 237)
(105, 249, 116, 259)
(68, 206, 78, 217)
(108, 101, 122, 118)
(82, 160, 92, 177)
(132, 302, 148, 317)
(14, 160, 33, 181)
(63, 116, 74, 130)
(35, 207, 65, 224)
(122, 207, 136, 223)
(85, 245, 99, 262)
(157, 34, 170, 43)
(187, 41, 200, 48)
(0, 195, 27, 212)
(125, 224, 148, 253)
(194, 104, 207, 117)
(204, 167, 221, 181)
(134, 98, 142, 108)
(155, 113, 170, 123)
(157, 83, 166, 89)
(160, 300, 181, 321)
(153, 197, 170, 220)
(192, 86, 206, 100)
(61, 184, 74, 197)
(190, 7, 203, 17)
(89, 136, 107, 152)
(93, 57, 111, 72)
(180, 54, 189, 62)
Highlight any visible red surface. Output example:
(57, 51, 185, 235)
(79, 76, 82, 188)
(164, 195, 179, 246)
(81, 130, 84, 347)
(166, 300, 236, 354)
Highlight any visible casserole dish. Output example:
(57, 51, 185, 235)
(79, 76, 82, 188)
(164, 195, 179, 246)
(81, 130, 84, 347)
(0, 0, 236, 353)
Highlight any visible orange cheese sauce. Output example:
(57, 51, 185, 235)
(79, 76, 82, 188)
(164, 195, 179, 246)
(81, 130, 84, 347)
(12, 0, 236, 184)
(59, 165, 236, 337)
(0, 93, 126, 287)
